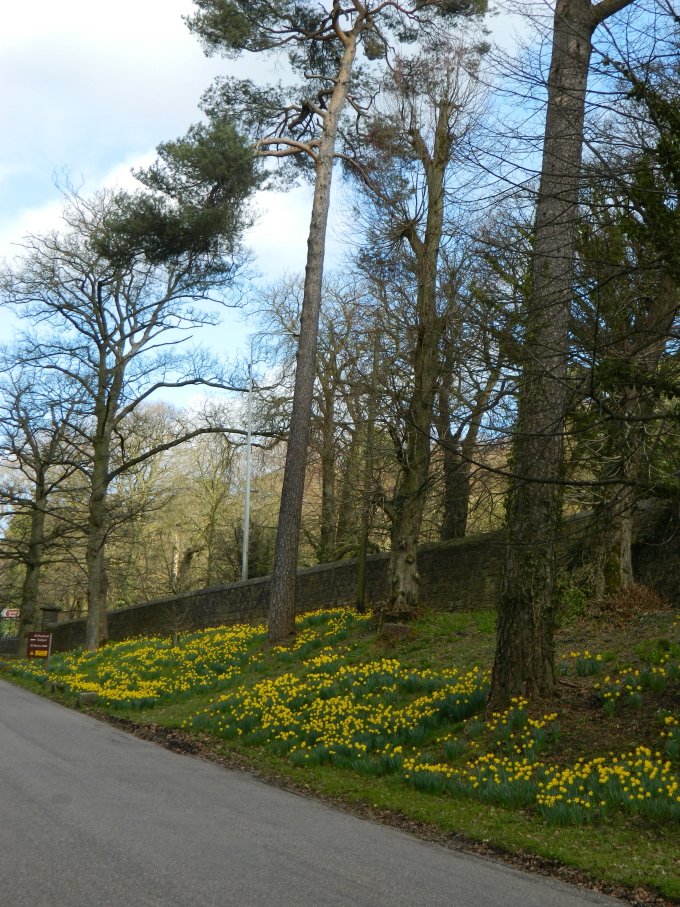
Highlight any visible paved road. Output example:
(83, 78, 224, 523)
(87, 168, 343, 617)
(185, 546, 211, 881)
(0, 680, 621, 907)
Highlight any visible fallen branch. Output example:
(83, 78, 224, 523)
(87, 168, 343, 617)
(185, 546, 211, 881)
(558, 678, 581, 689)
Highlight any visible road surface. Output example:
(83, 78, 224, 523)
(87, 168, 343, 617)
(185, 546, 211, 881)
(0, 679, 621, 907)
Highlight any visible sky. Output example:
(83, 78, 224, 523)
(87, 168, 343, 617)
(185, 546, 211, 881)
(0, 1, 527, 392)
(0, 0, 324, 360)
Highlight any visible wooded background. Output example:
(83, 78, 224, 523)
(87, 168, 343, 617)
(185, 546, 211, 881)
(3, 0, 680, 705)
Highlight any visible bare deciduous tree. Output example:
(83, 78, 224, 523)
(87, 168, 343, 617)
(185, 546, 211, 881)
(347, 35, 488, 613)
(0, 350, 85, 654)
(1, 190, 249, 650)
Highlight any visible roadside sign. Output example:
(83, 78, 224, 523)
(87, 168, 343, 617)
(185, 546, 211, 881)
(27, 632, 52, 659)
(1, 608, 20, 619)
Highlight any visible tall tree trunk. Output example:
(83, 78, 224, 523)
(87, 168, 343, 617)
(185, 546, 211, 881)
(440, 445, 470, 540)
(205, 508, 219, 585)
(171, 534, 181, 589)
(268, 30, 360, 643)
(387, 460, 430, 612)
(590, 277, 678, 597)
(592, 493, 635, 597)
(357, 331, 380, 611)
(436, 354, 469, 540)
(386, 281, 441, 611)
(438, 376, 498, 540)
(335, 427, 361, 554)
(17, 480, 47, 656)
(85, 443, 110, 650)
(383, 96, 454, 614)
(318, 386, 338, 562)
(490, 0, 635, 708)
(99, 558, 109, 643)
(591, 394, 641, 598)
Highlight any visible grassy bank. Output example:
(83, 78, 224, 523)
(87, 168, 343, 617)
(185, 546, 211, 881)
(3, 606, 680, 902)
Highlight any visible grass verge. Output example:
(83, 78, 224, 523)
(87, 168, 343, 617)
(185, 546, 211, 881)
(3, 606, 680, 905)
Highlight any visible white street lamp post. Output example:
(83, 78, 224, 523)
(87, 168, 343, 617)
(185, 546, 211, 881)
(242, 351, 254, 582)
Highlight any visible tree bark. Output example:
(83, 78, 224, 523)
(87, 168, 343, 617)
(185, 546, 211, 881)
(591, 496, 635, 597)
(591, 392, 642, 598)
(357, 331, 380, 612)
(268, 30, 360, 643)
(99, 558, 109, 643)
(593, 272, 678, 596)
(318, 384, 338, 562)
(440, 446, 470, 540)
(435, 347, 468, 540)
(85, 435, 111, 650)
(385, 313, 440, 612)
(490, 0, 635, 708)
(334, 426, 361, 553)
(385, 302, 440, 612)
(438, 376, 497, 540)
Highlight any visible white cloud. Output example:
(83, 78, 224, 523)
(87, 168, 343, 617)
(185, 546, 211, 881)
(1, 0, 191, 46)
(0, 0, 264, 222)
(248, 186, 314, 280)
(0, 0, 520, 357)
(0, 198, 63, 259)
(0, 158, 320, 354)
(0, 0, 315, 285)
(0, 162, 332, 284)
(0, 150, 156, 262)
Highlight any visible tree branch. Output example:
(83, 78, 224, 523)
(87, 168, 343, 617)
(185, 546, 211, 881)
(590, 0, 636, 26)
(256, 137, 321, 162)
(106, 425, 280, 482)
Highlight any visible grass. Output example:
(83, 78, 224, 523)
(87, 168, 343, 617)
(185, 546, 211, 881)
(3, 605, 680, 903)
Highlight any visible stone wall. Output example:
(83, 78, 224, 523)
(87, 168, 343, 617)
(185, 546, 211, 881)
(49, 530, 506, 652)
(48, 505, 680, 654)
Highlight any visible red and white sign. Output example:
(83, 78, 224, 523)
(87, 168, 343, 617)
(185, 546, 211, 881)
(27, 632, 52, 659)
(1, 608, 20, 619)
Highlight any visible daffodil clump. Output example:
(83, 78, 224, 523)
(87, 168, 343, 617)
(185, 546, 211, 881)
(8, 606, 680, 828)
(403, 701, 557, 806)
(593, 662, 680, 715)
(401, 700, 680, 824)
(8, 608, 369, 709)
(562, 651, 603, 676)
(536, 749, 680, 825)
(184, 645, 489, 775)
(270, 609, 361, 662)
(560, 624, 680, 718)
(8, 623, 268, 708)
(661, 714, 680, 761)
